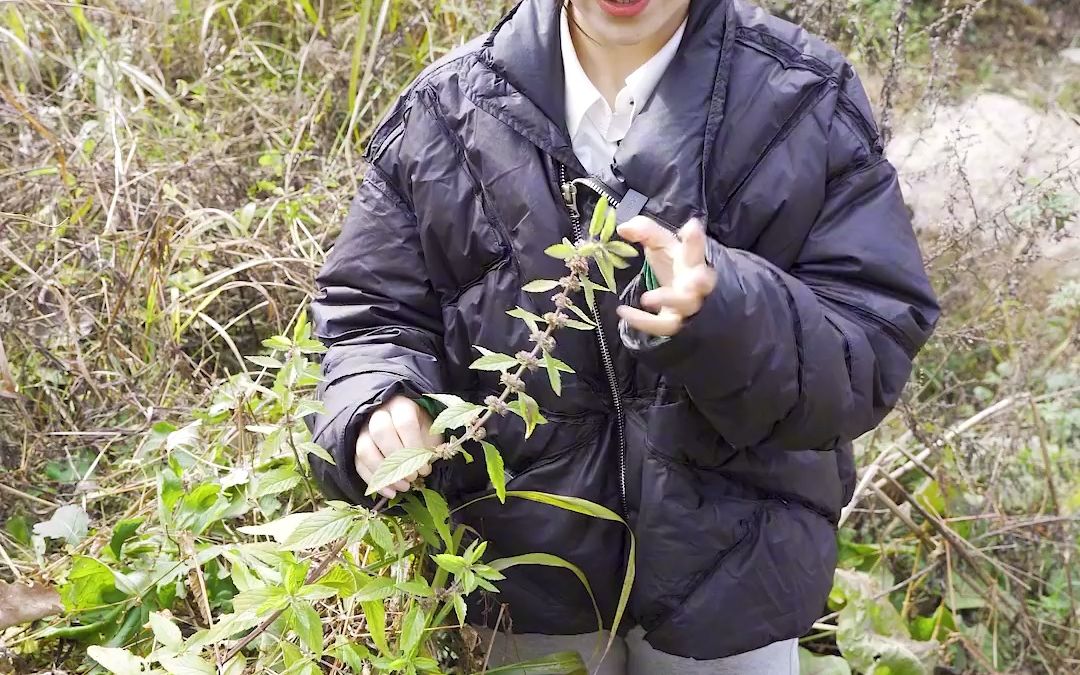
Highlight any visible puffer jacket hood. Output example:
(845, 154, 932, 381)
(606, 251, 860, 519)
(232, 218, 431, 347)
(308, 0, 939, 659)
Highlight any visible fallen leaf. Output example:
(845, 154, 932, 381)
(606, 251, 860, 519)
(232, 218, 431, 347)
(0, 580, 63, 630)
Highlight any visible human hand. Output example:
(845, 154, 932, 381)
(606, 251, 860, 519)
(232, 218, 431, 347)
(616, 217, 717, 337)
(355, 395, 440, 499)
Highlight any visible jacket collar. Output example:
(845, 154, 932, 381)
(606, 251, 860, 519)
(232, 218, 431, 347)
(477, 0, 735, 223)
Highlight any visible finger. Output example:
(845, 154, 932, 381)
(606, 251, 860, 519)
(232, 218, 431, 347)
(366, 410, 410, 491)
(641, 287, 703, 316)
(678, 219, 707, 269)
(617, 216, 677, 249)
(356, 433, 397, 499)
(389, 397, 429, 451)
(617, 304, 683, 337)
(679, 264, 717, 297)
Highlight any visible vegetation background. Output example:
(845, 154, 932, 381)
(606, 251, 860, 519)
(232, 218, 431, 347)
(0, 0, 1077, 673)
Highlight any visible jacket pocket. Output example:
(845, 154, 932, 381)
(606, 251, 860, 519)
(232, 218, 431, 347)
(641, 397, 738, 470)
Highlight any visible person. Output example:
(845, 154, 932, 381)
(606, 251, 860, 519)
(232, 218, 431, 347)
(307, 0, 939, 672)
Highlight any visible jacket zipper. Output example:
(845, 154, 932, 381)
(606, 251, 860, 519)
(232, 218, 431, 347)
(559, 164, 629, 518)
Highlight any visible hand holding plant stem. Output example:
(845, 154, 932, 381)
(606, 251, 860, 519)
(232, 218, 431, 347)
(365, 198, 637, 500)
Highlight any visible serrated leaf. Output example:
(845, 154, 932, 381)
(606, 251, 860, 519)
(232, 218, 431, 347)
(432, 554, 467, 575)
(147, 611, 182, 649)
(430, 400, 483, 435)
(283, 509, 355, 550)
(366, 447, 437, 495)
(469, 351, 518, 372)
(482, 441, 507, 503)
(400, 605, 427, 656)
(360, 600, 389, 655)
(292, 603, 323, 655)
(159, 653, 215, 675)
(522, 279, 560, 293)
(245, 355, 283, 369)
(33, 504, 89, 545)
(422, 488, 453, 551)
(353, 576, 396, 602)
(453, 594, 468, 625)
(397, 578, 435, 598)
(87, 646, 146, 675)
(109, 517, 143, 559)
(297, 584, 338, 601)
(507, 306, 543, 332)
(254, 464, 302, 497)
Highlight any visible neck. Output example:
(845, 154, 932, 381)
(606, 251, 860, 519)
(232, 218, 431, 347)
(568, 8, 685, 106)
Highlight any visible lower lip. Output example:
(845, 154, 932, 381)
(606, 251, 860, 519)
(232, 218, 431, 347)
(597, 0, 650, 18)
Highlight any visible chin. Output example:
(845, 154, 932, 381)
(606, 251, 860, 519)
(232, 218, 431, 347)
(571, 0, 684, 47)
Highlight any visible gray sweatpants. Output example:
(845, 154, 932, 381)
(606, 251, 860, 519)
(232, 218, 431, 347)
(476, 627, 799, 674)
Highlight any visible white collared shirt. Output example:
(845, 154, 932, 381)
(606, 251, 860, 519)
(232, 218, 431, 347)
(561, 9, 686, 179)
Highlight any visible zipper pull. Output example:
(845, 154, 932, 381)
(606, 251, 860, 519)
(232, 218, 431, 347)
(561, 182, 580, 221)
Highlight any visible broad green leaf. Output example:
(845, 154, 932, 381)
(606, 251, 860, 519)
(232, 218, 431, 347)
(470, 351, 519, 372)
(87, 646, 145, 675)
(237, 511, 311, 542)
(262, 335, 292, 351)
(353, 576, 396, 602)
(159, 653, 215, 675)
(600, 203, 617, 242)
(109, 517, 143, 559)
(397, 578, 435, 598)
(480, 651, 588, 675)
(246, 355, 283, 369)
(507, 306, 544, 332)
(453, 594, 468, 625)
(430, 401, 483, 434)
(510, 393, 546, 438)
(33, 504, 89, 545)
(146, 611, 182, 649)
(606, 240, 638, 258)
(798, 649, 852, 675)
(254, 464, 302, 497)
(422, 488, 453, 551)
(522, 279, 560, 293)
(399, 605, 427, 656)
(361, 600, 390, 655)
(432, 554, 468, 575)
(596, 256, 616, 291)
(297, 584, 338, 601)
(366, 515, 396, 552)
(488, 553, 601, 643)
(544, 242, 576, 260)
(426, 393, 468, 409)
(61, 556, 117, 611)
(195, 611, 260, 646)
(292, 602, 323, 655)
(366, 447, 438, 495)
(283, 509, 355, 550)
(482, 441, 507, 503)
(232, 586, 288, 614)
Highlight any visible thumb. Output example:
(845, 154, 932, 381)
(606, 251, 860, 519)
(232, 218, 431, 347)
(617, 216, 676, 250)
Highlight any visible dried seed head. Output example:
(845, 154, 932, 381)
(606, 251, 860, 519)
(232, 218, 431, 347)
(529, 329, 556, 353)
(552, 292, 572, 309)
(515, 350, 541, 371)
(471, 425, 487, 441)
(500, 372, 525, 392)
(485, 395, 510, 416)
(559, 275, 581, 293)
(543, 312, 568, 329)
(567, 256, 589, 276)
(433, 442, 456, 461)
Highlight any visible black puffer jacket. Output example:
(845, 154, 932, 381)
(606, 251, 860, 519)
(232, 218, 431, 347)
(309, 0, 938, 659)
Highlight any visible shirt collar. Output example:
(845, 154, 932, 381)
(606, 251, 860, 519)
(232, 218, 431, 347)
(560, 8, 687, 139)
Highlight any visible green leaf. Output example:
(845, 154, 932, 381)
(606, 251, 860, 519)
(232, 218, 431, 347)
(543, 354, 562, 395)
(561, 319, 594, 331)
(470, 350, 519, 372)
(522, 279, 560, 293)
(430, 401, 483, 435)
(509, 393, 546, 438)
(159, 653, 215, 675)
(33, 504, 89, 545)
(232, 586, 288, 614)
(86, 646, 146, 675)
(582, 279, 597, 311)
(297, 584, 338, 601)
(432, 554, 468, 575)
(589, 198, 609, 238)
(605, 240, 638, 258)
(254, 464, 302, 497)
(596, 256, 616, 291)
(397, 578, 435, 598)
(507, 306, 544, 332)
(262, 335, 292, 351)
(61, 556, 117, 611)
(284, 509, 355, 551)
(600, 206, 617, 242)
(452, 594, 468, 625)
(366, 447, 438, 495)
(292, 602, 323, 655)
(564, 301, 596, 327)
(146, 611, 182, 649)
(480, 651, 588, 675)
(798, 649, 852, 675)
(482, 441, 507, 503)
(109, 517, 143, 559)
(353, 576, 396, 602)
(399, 605, 427, 657)
(544, 242, 576, 260)
(361, 600, 390, 655)
(422, 488, 453, 551)
(246, 355, 283, 369)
